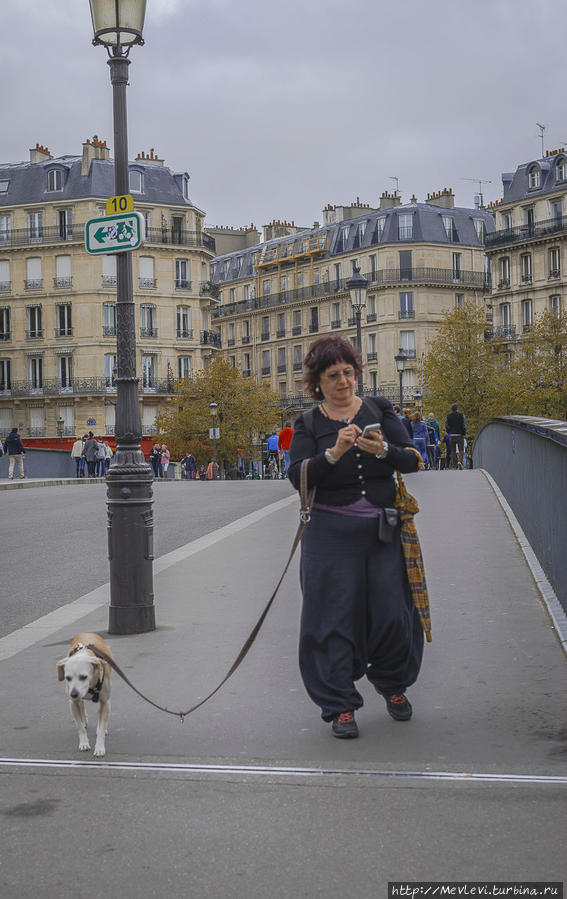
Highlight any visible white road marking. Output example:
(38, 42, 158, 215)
(0, 757, 566, 785)
(0, 494, 297, 662)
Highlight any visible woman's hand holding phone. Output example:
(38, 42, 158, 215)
(357, 423, 386, 456)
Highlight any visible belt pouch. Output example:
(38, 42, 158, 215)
(378, 507, 399, 543)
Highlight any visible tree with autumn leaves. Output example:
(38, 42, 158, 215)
(423, 299, 567, 439)
(154, 356, 283, 467)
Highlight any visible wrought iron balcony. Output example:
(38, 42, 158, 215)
(103, 325, 116, 337)
(25, 280, 43, 290)
(367, 352, 377, 361)
(293, 361, 302, 371)
(309, 323, 319, 332)
(144, 227, 216, 253)
(399, 310, 415, 319)
(55, 327, 73, 337)
(175, 279, 192, 290)
(277, 364, 287, 373)
(484, 326, 518, 341)
(200, 330, 221, 348)
(367, 312, 377, 322)
(331, 319, 342, 329)
(26, 329, 43, 339)
(262, 366, 271, 375)
(485, 215, 567, 248)
(0, 282, 11, 292)
(102, 275, 117, 287)
(242, 335, 251, 344)
(261, 331, 270, 341)
(54, 277, 72, 289)
(277, 328, 286, 338)
(0, 331, 11, 342)
(242, 369, 251, 377)
(292, 326, 302, 335)
(0, 225, 82, 248)
(139, 278, 157, 289)
(176, 329, 193, 339)
(140, 327, 158, 338)
(227, 338, 235, 346)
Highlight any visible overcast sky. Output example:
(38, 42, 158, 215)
(2, 0, 566, 230)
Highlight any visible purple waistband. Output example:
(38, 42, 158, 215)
(312, 497, 381, 518)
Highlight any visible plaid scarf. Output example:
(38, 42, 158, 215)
(395, 469, 432, 643)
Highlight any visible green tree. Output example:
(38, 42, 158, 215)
(155, 356, 283, 467)
(507, 309, 567, 419)
(422, 299, 507, 439)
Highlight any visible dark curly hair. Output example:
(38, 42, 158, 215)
(302, 335, 362, 399)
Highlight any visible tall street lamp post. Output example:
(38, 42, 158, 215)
(346, 264, 368, 396)
(394, 348, 408, 410)
(89, 0, 155, 635)
(209, 401, 218, 469)
(56, 416, 64, 450)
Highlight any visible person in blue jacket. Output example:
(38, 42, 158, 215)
(411, 412, 430, 466)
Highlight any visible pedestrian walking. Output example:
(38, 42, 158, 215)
(411, 412, 430, 466)
(288, 335, 425, 739)
(181, 451, 196, 480)
(95, 438, 106, 477)
(4, 427, 26, 479)
(83, 432, 99, 478)
(198, 464, 207, 480)
(401, 408, 414, 438)
(70, 435, 86, 478)
(149, 443, 163, 478)
(278, 426, 294, 478)
(445, 403, 467, 469)
(161, 445, 171, 478)
(206, 459, 219, 480)
(104, 440, 113, 473)
(425, 412, 441, 443)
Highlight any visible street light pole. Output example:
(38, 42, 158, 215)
(90, 0, 155, 635)
(346, 264, 368, 396)
(209, 401, 218, 470)
(394, 348, 407, 410)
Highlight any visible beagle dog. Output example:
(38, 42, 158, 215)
(56, 633, 113, 758)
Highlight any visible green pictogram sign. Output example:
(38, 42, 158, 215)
(85, 211, 144, 254)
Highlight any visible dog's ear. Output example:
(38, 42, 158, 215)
(91, 659, 104, 679)
(56, 660, 67, 682)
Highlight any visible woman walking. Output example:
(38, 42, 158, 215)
(289, 335, 425, 739)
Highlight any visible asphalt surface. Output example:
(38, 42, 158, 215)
(1, 472, 566, 898)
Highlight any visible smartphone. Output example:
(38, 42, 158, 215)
(361, 423, 382, 437)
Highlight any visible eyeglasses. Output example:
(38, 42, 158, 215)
(322, 368, 356, 382)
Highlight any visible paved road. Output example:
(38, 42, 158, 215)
(0, 480, 293, 638)
(1, 472, 565, 898)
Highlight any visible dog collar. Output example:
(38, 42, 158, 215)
(88, 673, 104, 703)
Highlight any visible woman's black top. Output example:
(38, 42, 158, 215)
(288, 397, 419, 508)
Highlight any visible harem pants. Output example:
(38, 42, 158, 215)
(299, 508, 424, 721)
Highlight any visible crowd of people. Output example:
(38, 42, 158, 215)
(393, 403, 468, 470)
(69, 433, 113, 477)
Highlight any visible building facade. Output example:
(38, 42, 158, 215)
(485, 149, 567, 341)
(210, 190, 493, 411)
(0, 139, 217, 439)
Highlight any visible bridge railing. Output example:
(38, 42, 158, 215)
(473, 415, 567, 614)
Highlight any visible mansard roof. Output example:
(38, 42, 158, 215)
(0, 154, 196, 209)
(210, 202, 494, 284)
(500, 152, 567, 205)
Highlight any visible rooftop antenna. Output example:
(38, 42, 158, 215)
(537, 122, 546, 157)
(389, 176, 399, 196)
(461, 177, 492, 207)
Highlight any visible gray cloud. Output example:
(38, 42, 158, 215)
(2, 0, 565, 228)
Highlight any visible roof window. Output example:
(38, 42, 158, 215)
(0, 180, 9, 194)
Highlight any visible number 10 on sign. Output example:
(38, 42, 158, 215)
(106, 194, 134, 215)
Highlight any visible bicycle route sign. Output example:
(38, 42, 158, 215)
(85, 211, 144, 255)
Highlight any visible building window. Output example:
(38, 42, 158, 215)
(28, 212, 43, 242)
(310, 307, 319, 333)
(331, 301, 341, 328)
(129, 169, 143, 192)
(26, 305, 43, 338)
(443, 216, 459, 241)
(528, 166, 540, 189)
(243, 352, 251, 375)
(278, 346, 286, 373)
(522, 299, 533, 332)
(501, 212, 512, 231)
(142, 355, 157, 389)
(455, 293, 465, 308)
(369, 255, 377, 280)
(0, 358, 11, 391)
(398, 214, 413, 240)
(105, 353, 117, 387)
(263, 280, 271, 296)
(57, 209, 73, 240)
(176, 259, 190, 289)
(400, 330, 415, 357)
(520, 254, 532, 283)
(500, 303, 511, 330)
(399, 292, 414, 318)
(178, 356, 192, 379)
(143, 211, 151, 238)
(47, 169, 62, 191)
(55, 254, 72, 288)
(102, 254, 117, 286)
(242, 320, 250, 342)
(334, 262, 342, 287)
(244, 284, 251, 301)
(376, 217, 386, 240)
(293, 310, 301, 333)
(177, 306, 192, 338)
(56, 303, 72, 337)
(28, 356, 43, 390)
(261, 316, 270, 340)
(139, 256, 155, 289)
(367, 333, 377, 361)
(293, 345, 303, 370)
(140, 304, 157, 338)
(498, 256, 510, 288)
(369, 371, 378, 392)
(0, 307, 10, 341)
(0, 180, 9, 194)
(550, 295, 562, 315)
(399, 250, 412, 280)
(473, 219, 485, 241)
(549, 247, 560, 277)
(280, 276, 287, 292)
(367, 295, 376, 321)
(103, 303, 116, 337)
(452, 252, 462, 280)
(557, 158, 567, 182)
(262, 349, 270, 375)
(551, 200, 562, 223)
(58, 355, 73, 390)
(26, 257, 42, 290)
(0, 214, 11, 244)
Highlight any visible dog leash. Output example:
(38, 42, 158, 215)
(87, 461, 315, 723)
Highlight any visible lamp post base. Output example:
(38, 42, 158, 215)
(108, 602, 155, 635)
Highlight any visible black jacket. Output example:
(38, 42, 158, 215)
(445, 410, 466, 435)
(4, 432, 25, 455)
(289, 397, 419, 508)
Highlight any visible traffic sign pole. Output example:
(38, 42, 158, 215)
(105, 52, 155, 636)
